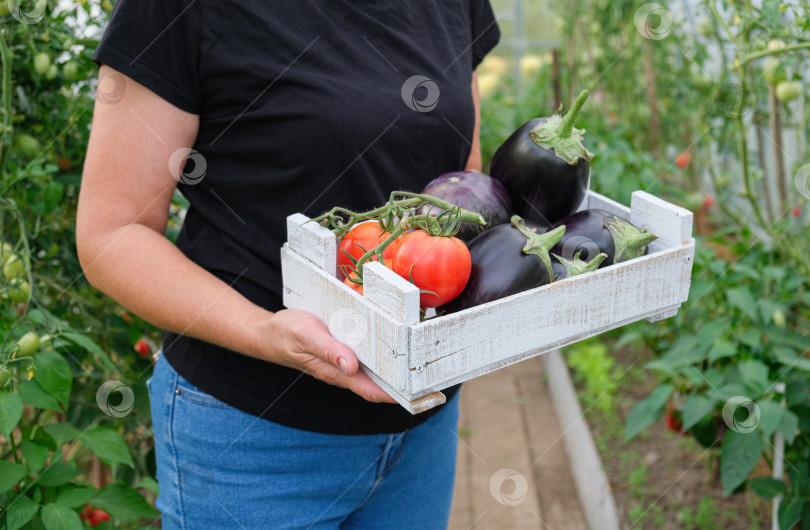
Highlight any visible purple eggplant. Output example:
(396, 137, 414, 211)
(549, 208, 658, 265)
(417, 171, 512, 242)
(551, 251, 608, 281)
(490, 90, 594, 226)
(439, 216, 565, 314)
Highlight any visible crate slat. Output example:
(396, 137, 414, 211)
(363, 262, 421, 326)
(407, 241, 694, 394)
(631, 191, 693, 250)
(286, 213, 337, 276)
(281, 245, 409, 392)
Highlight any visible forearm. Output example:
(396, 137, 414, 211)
(78, 222, 271, 360)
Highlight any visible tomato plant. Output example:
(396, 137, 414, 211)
(336, 222, 395, 278)
(390, 230, 471, 308)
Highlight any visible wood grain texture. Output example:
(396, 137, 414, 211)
(407, 242, 695, 394)
(281, 245, 409, 392)
(630, 190, 694, 249)
(363, 261, 420, 326)
(286, 214, 337, 276)
(361, 367, 445, 414)
(587, 190, 632, 219)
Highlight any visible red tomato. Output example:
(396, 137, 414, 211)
(675, 152, 691, 169)
(337, 222, 395, 279)
(134, 338, 151, 357)
(702, 195, 715, 208)
(342, 255, 394, 295)
(390, 230, 471, 308)
(793, 207, 801, 218)
(80, 505, 94, 522)
(88, 509, 110, 527)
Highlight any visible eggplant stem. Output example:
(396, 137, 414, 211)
(511, 215, 566, 280)
(604, 217, 658, 263)
(552, 251, 607, 280)
(559, 90, 590, 139)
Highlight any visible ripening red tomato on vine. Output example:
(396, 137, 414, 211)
(337, 222, 397, 279)
(389, 230, 471, 307)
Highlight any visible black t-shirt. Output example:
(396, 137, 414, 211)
(94, 0, 500, 434)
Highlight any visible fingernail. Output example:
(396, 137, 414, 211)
(338, 358, 348, 375)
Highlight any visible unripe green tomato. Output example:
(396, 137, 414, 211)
(763, 58, 786, 86)
(63, 61, 79, 81)
(8, 280, 30, 304)
(39, 334, 53, 348)
(45, 64, 58, 80)
(0, 242, 13, 261)
(0, 368, 11, 388)
(16, 332, 40, 358)
(3, 254, 25, 280)
(0, 2, 10, 16)
(15, 133, 42, 158)
(772, 309, 787, 328)
(775, 81, 802, 102)
(33, 53, 51, 76)
(767, 39, 786, 51)
(101, 0, 112, 11)
(697, 18, 713, 36)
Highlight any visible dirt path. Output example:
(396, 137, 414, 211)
(449, 358, 588, 529)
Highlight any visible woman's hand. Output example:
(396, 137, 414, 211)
(250, 309, 396, 403)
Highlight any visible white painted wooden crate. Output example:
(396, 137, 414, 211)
(281, 190, 695, 413)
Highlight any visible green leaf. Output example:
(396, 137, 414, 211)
(738, 329, 763, 350)
(721, 430, 764, 496)
(37, 463, 80, 487)
(34, 350, 73, 408)
(40, 503, 83, 530)
(762, 0, 779, 24)
(42, 180, 65, 213)
(134, 476, 159, 495)
(786, 380, 810, 407)
(20, 441, 51, 473)
(44, 422, 81, 446)
(698, 320, 727, 345)
(92, 484, 159, 521)
(749, 477, 786, 498)
(5, 495, 40, 530)
(0, 391, 24, 440)
(708, 340, 737, 363)
(625, 384, 673, 440)
(778, 496, 803, 530)
(726, 288, 759, 322)
(682, 395, 716, 432)
(738, 360, 769, 395)
(778, 409, 799, 444)
(60, 332, 121, 376)
(55, 486, 97, 509)
(0, 460, 29, 491)
(19, 380, 62, 412)
(81, 427, 135, 468)
(771, 346, 810, 371)
(756, 400, 784, 438)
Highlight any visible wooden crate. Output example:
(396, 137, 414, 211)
(281, 190, 695, 413)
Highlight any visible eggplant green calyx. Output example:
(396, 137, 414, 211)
(511, 215, 566, 280)
(528, 90, 595, 165)
(604, 217, 658, 262)
(552, 251, 607, 279)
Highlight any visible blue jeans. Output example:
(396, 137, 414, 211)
(147, 354, 459, 529)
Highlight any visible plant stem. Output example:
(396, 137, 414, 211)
(559, 90, 590, 138)
(741, 43, 810, 67)
(735, 71, 768, 228)
(0, 30, 13, 183)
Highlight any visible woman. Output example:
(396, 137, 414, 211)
(77, 1, 499, 528)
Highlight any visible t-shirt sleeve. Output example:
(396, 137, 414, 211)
(92, 0, 201, 114)
(470, 0, 501, 70)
